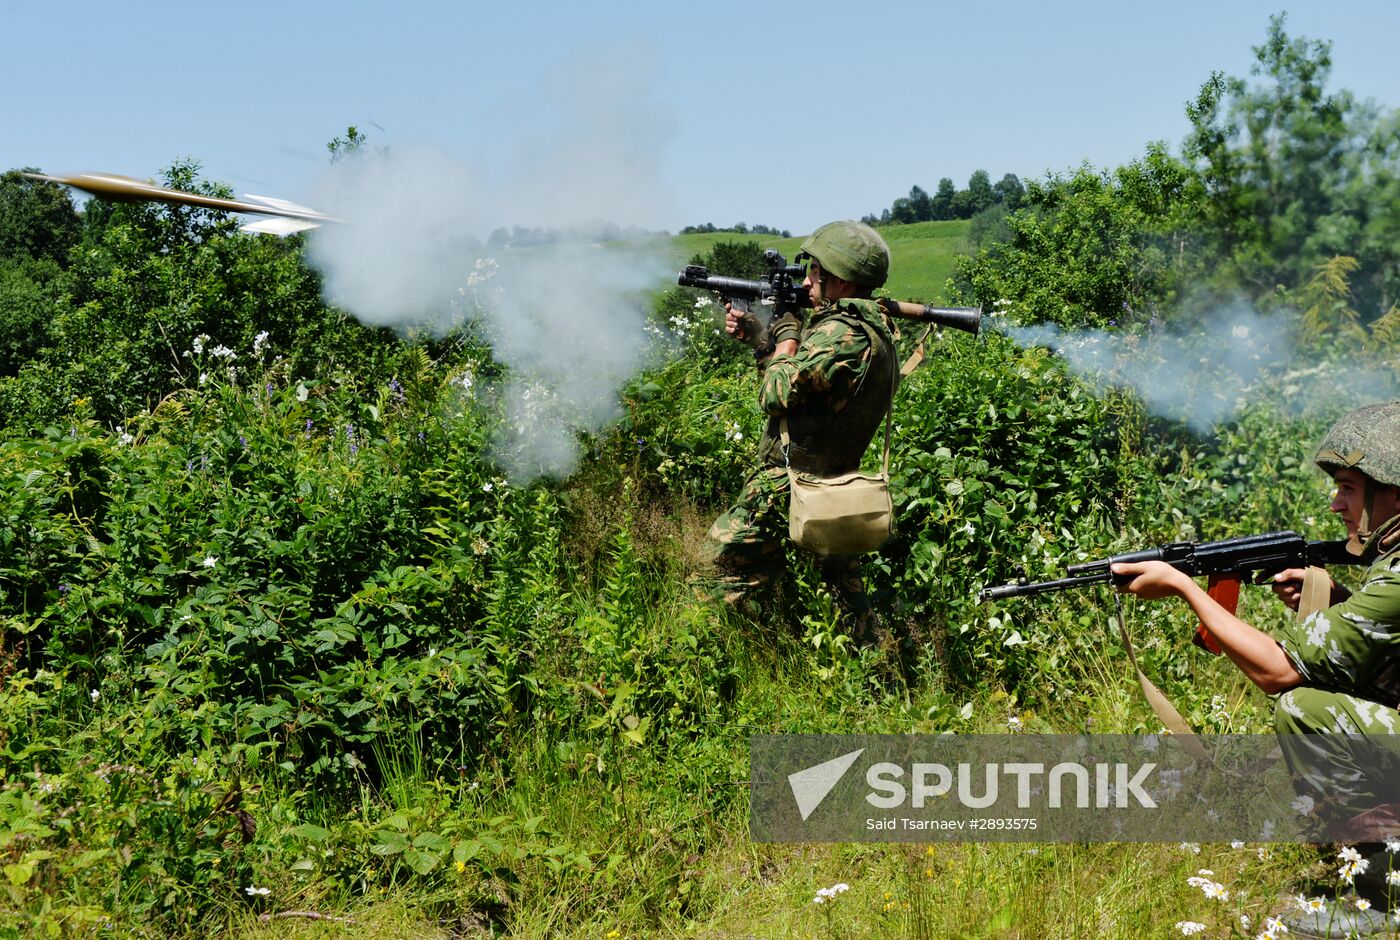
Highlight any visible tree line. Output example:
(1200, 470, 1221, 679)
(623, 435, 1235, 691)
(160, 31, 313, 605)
(863, 171, 1027, 225)
(678, 221, 792, 237)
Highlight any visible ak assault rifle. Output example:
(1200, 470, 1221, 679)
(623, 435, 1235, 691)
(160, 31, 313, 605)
(677, 250, 982, 344)
(979, 530, 1358, 653)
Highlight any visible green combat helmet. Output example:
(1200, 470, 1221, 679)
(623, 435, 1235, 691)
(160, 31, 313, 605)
(797, 221, 890, 289)
(1314, 401, 1400, 554)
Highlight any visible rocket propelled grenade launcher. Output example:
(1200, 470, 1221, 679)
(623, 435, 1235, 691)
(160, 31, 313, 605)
(677, 251, 981, 334)
(677, 249, 808, 316)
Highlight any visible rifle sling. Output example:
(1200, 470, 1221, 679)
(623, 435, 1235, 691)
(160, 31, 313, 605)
(900, 324, 936, 378)
(1298, 566, 1331, 620)
(1112, 593, 1212, 763)
(1113, 593, 1281, 776)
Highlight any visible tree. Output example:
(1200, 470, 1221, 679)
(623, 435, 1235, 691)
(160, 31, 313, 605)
(993, 173, 1025, 211)
(931, 178, 956, 220)
(327, 125, 369, 162)
(965, 170, 995, 216)
(0, 169, 82, 264)
(692, 240, 768, 279)
(907, 185, 933, 222)
(1182, 14, 1400, 314)
(952, 151, 1194, 328)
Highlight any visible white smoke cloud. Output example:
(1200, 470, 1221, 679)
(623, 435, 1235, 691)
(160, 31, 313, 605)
(995, 304, 1399, 431)
(302, 42, 675, 481)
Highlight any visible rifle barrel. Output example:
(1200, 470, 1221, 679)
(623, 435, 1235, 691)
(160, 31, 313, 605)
(980, 571, 1109, 602)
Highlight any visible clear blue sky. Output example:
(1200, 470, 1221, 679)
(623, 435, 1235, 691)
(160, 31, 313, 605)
(5, 1, 1397, 235)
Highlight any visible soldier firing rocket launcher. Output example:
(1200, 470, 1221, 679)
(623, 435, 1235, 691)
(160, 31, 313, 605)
(677, 250, 982, 343)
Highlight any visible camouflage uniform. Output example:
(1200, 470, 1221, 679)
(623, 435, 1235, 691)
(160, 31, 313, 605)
(1272, 534, 1400, 832)
(701, 297, 898, 620)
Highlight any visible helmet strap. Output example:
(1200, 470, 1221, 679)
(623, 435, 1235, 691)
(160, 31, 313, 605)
(1348, 479, 1374, 556)
(1355, 481, 1400, 558)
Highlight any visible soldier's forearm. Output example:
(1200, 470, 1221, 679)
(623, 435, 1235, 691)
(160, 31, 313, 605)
(1176, 580, 1304, 694)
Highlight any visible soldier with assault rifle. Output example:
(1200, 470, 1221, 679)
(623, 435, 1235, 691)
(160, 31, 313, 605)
(1112, 404, 1400, 937)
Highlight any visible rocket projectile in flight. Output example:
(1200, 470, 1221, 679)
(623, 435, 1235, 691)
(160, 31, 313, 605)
(24, 171, 339, 236)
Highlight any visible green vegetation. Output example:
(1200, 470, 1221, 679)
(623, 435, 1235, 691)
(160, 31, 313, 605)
(2, 14, 1400, 939)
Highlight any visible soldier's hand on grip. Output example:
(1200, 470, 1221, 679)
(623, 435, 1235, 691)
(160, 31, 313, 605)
(725, 303, 764, 349)
(1270, 568, 1307, 611)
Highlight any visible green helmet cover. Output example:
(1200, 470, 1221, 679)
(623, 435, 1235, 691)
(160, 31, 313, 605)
(1314, 402, 1400, 489)
(799, 221, 890, 289)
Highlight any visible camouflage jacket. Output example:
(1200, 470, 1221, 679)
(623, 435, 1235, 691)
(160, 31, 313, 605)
(754, 298, 897, 476)
(1275, 539, 1400, 710)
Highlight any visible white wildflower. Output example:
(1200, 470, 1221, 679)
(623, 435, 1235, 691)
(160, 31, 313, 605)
(813, 882, 850, 905)
(1231, 840, 1246, 849)
(89, 689, 99, 702)
(1356, 897, 1372, 911)
(1187, 874, 1229, 900)
(483, 482, 493, 493)
(252, 331, 270, 354)
(1386, 837, 1400, 853)
(1291, 794, 1315, 815)
(1386, 870, 1400, 887)
(1180, 842, 1201, 854)
(244, 885, 270, 896)
(202, 555, 217, 569)
(1339, 846, 1364, 864)
(1007, 715, 1024, 732)
(1175, 922, 1206, 936)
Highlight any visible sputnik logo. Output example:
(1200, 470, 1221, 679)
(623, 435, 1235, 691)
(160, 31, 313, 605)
(788, 748, 865, 821)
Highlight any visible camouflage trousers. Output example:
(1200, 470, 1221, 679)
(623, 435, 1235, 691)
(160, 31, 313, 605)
(1274, 686, 1400, 840)
(696, 465, 869, 625)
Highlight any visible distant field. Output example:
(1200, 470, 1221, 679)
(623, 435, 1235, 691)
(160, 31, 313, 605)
(657, 219, 973, 304)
